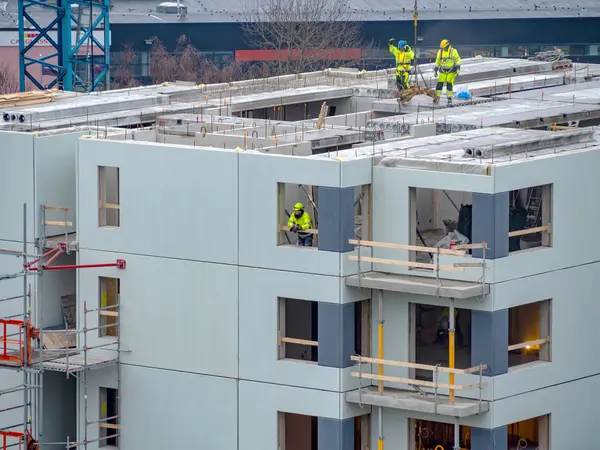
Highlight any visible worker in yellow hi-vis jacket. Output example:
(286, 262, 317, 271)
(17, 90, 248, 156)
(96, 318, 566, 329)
(434, 39, 461, 104)
(388, 38, 415, 91)
(288, 203, 313, 247)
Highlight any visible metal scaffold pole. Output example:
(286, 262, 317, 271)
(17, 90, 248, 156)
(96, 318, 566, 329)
(22, 203, 29, 450)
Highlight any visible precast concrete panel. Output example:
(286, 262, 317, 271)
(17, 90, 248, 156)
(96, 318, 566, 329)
(237, 151, 342, 275)
(34, 132, 83, 237)
(238, 266, 345, 390)
(78, 249, 239, 378)
(76, 139, 239, 264)
(42, 371, 76, 446)
(39, 252, 76, 328)
(493, 261, 600, 400)
(0, 369, 27, 442)
(0, 132, 35, 242)
(83, 365, 238, 450)
(493, 149, 600, 282)
(371, 166, 495, 283)
(0, 241, 36, 319)
(239, 380, 344, 450)
(338, 156, 373, 188)
(491, 373, 600, 448)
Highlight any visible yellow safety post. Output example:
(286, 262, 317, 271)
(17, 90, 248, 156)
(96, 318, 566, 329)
(448, 297, 456, 405)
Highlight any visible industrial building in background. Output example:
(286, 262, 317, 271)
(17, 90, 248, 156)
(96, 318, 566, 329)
(1, 56, 600, 450)
(1, 0, 600, 91)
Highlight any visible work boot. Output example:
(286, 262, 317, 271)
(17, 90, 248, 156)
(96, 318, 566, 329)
(447, 97, 453, 105)
(433, 96, 440, 105)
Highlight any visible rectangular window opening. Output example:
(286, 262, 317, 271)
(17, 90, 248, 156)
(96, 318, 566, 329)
(354, 185, 371, 242)
(277, 297, 318, 363)
(98, 166, 120, 228)
(412, 303, 472, 381)
(409, 187, 472, 269)
(508, 414, 550, 449)
(509, 300, 551, 368)
(99, 277, 120, 338)
(278, 412, 318, 450)
(278, 182, 318, 248)
(99, 387, 119, 448)
(509, 184, 552, 253)
(409, 419, 471, 450)
(354, 299, 372, 357)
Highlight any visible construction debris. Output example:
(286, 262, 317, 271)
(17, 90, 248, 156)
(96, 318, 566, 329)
(0, 90, 56, 110)
(528, 48, 573, 70)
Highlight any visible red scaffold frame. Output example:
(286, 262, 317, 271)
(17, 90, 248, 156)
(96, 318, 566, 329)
(0, 319, 39, 366)
(23, 245, 126, 272)
(0, 430, 37, 450)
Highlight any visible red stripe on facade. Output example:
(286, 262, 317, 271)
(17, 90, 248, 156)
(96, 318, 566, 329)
(235, 48, 362, 61)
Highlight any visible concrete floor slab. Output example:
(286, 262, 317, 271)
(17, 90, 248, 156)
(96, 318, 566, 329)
(345, 272, 489, 299)
(345, 386, 489, 417)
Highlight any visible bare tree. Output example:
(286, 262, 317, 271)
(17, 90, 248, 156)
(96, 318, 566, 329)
(240, 0, 369, 74)
(0, 62, 19, 94)
(112, 42, 141, 89)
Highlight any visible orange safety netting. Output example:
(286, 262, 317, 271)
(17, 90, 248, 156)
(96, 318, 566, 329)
(0, 319, 39, 366)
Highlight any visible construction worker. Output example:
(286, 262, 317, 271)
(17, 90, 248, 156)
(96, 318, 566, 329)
(433, 39, 461, 104)
(288, 203, 313, 247)
(388, 38, 415, 91)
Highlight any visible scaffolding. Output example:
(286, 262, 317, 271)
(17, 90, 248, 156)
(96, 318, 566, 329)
(0, 204, 126, 450)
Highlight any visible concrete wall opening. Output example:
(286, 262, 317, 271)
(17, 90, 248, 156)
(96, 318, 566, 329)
(278, 298, 318, 363)
(277, 412, 318, 450)
(409, 188, 472, 266)
(410, 419, 471, 450)
(354, 185, 371, 241)
(98, 277, 120, 338)
(98, 166, 120, 228)
(508, 414, 550, 449)
(508, 300, 551, 368)
(99, 387, 119, 448)
(278, 182, 318, 248)
(355, 299, 372, 358)
(509, 184, 552, 253)
(411, 303, 471, 381)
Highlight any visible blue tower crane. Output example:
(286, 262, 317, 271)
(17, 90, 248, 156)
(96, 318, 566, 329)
(18, 0, 110, 92)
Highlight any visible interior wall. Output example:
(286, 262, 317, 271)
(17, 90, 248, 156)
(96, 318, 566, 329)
(77, 139, 239, 264)
(415, 188, 472, 232)
(34, 131, 84, 237)
(39, 252, 76, 328)
(285, 413, 313, 450)
(284, 298, 315, 360)
(43, 371, 76, 445)
(78, 249, 239, 379)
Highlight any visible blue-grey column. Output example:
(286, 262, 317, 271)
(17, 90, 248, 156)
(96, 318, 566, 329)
(471, 426, 508, 450)
(318, 417, 354, 450)
(472, 192, 509, 259)
(317, 186, 355, 253)
(471, 309, 508, 376)
(318, 302, 355, 368)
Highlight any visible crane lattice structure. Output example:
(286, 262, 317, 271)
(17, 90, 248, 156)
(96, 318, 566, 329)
(0, 204, 125, 450)
(18, 0, 110, 92)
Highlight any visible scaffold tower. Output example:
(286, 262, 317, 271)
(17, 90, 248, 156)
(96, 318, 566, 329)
(0, 204, 125, 449)
(18, 0, 111, 92)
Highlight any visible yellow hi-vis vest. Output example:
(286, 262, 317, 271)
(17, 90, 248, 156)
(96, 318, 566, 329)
(435, 47, 461, 72)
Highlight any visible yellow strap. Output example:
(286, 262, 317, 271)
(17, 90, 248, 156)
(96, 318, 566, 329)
(101, 291, 108, 308)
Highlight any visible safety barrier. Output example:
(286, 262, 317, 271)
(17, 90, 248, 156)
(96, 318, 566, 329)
(351, 355, 488, 414)
(0, 319, 38, 366)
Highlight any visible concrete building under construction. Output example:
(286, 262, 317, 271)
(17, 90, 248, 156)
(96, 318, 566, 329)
(1, 56, 600, 450)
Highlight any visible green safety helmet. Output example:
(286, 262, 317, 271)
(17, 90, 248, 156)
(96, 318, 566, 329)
(294, 203, 304, 211)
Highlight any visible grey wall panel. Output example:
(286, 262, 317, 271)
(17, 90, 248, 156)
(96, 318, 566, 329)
(318, 417, 354, 450)
(318, 302, 355, 369)
(318, 187, 354, 253)
(40, 252, 76, 328)
(78, 249, 239, 379)
(471, 309, 508, 376)
(77, 139, 239, 264)
(238, 380, 344, 450)
(89, 365, 239, 450)
(34, 131, 83, 237)
(472, 192, 509, 259)
(238, 266, 343, 391)
(339, 157, 372, 188)
(237, 150, 342, 276)
(470, 425, 508, 450)
(0, 132, 35, 242)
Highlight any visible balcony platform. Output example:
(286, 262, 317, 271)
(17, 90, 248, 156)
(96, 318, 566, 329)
(345, 271, 489, 299)
(345, 385, 489, 417)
